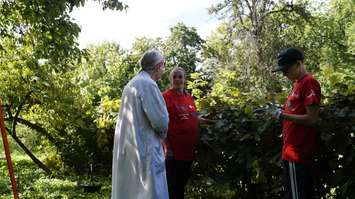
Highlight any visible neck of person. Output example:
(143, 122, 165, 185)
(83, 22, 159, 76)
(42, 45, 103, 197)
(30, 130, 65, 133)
(172, 87, 184, 94)
(144, 70, 159, 81)
(296, 67, 307, 82)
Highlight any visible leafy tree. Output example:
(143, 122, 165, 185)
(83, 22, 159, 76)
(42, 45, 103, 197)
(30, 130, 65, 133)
(207, 0, 313, 91)
(74, 42, 135, 167)
(186, 0, 355, 198)
(23, 42, 138, 173)
(131, 23, 204, 90)
(0, 0, 126, 173)
(302, 0, 354, 69)
(163, 23, 204, 77)
(131, 37, 164, 55)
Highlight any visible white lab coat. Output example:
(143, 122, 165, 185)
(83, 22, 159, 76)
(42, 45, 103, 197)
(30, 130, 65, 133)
(111, 71, 169, 199)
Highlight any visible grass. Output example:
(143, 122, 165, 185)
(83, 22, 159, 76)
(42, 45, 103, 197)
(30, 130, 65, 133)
(1, 135, 235, 199)
(1, 137, 111, 199)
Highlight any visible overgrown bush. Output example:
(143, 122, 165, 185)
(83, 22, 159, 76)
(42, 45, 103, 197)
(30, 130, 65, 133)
(185, 68, 355, 198)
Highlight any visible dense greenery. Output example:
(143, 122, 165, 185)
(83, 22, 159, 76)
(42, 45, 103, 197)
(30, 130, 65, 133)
(0, 143, 112, 198)
(1, 0, 354, 198)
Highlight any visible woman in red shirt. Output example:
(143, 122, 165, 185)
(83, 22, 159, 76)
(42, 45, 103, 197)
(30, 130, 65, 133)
(162, 67, 212, 199)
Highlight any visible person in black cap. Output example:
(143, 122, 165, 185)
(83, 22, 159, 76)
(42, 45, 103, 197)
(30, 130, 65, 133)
(271, 47, 321, 199)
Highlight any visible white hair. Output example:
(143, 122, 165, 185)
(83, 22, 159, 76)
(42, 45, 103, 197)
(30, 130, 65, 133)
(140, 49, 164, 71)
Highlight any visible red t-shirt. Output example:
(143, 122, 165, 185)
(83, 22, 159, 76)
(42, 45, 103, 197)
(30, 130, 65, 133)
(163, 89, 199, 160)
(282, 73, 321, 164)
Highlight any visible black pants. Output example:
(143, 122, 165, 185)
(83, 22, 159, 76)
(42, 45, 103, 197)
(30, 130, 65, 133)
(282, 160, 315, 199)
(166, 160, 193, 199)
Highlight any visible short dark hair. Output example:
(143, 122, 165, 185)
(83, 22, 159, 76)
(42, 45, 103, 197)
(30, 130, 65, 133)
(273, 47, 304, 72)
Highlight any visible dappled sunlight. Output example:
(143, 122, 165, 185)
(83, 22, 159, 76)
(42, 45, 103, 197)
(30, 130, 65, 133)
(1, 0, 353, 198)
(1, 155, 112, 198)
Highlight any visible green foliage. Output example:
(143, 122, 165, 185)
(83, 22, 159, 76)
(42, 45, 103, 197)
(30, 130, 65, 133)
(207, 0, 313, 92)
(43, 152, 63, 171)
(185, 1, 355, 197)
(131, 37, 163, 55)
(0, 155, 112, 198)
(76, 42, 135, 128)
(1, 0, 354, 197)
(186, 66, 355, 198)
(163, 22, 204, 75)
(187, 72, 213, 99)
(188, 69, 283, 198)
(0, 0, 126, 174)
(186, 179, 236, 199)
(318, 65, 355, 101)
(130, 23, 205, 89)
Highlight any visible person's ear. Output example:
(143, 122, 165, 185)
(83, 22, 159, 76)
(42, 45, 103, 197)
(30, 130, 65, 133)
(154, 61, 163, 70)
(153, 63, 161, 72)
(297, 60, 303, 67)
(154, 64, 159, 71)
(298, 61, 303, 70)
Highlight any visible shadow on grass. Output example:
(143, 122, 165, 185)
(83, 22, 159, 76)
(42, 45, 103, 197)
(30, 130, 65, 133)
(0, 155, 111, 199)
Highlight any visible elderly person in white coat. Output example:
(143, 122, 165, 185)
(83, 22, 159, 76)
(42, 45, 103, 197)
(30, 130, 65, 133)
(111, 49, 169, 199)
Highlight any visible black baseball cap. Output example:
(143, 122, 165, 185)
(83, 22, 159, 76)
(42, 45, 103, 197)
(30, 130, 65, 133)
(273, 47, 304, 73)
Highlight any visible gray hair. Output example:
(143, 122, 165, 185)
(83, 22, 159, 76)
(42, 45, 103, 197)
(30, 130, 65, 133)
(140, 49, 164, 71)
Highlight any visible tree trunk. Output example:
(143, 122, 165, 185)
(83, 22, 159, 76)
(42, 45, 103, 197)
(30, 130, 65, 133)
(7, 130, 51, 174)
(10, 118, 61, 149)
(5, 91, 51, 174)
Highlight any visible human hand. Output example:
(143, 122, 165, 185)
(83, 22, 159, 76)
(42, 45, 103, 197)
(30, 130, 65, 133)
(198, 115, 219, 124)
(165, 150, 173, 159)
(161, 140, 173, 159)
(254, 102, 283, 119)
(270, 108, 282, 119)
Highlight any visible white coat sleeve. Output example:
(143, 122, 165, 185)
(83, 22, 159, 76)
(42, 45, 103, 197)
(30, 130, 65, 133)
(140, 83, 169, 139)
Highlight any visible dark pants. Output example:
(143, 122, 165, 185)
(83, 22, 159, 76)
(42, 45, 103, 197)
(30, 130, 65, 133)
(282, 160, 315, 199)
(166, 160, 193, 199)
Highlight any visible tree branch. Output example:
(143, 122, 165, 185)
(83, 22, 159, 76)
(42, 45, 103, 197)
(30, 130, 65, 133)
(5, 117, 61, 149)
(6, 127, 51, 174)
(12, 91, 33, 136)
(260, 4, 293, 22)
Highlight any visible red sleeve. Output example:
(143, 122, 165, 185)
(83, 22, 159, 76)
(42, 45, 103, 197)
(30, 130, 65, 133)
(303, 78, 321, 106)
(189, 94, 197, 109)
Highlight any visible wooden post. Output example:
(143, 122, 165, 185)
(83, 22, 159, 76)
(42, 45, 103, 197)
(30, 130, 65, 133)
(0, 103, 19, 199)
